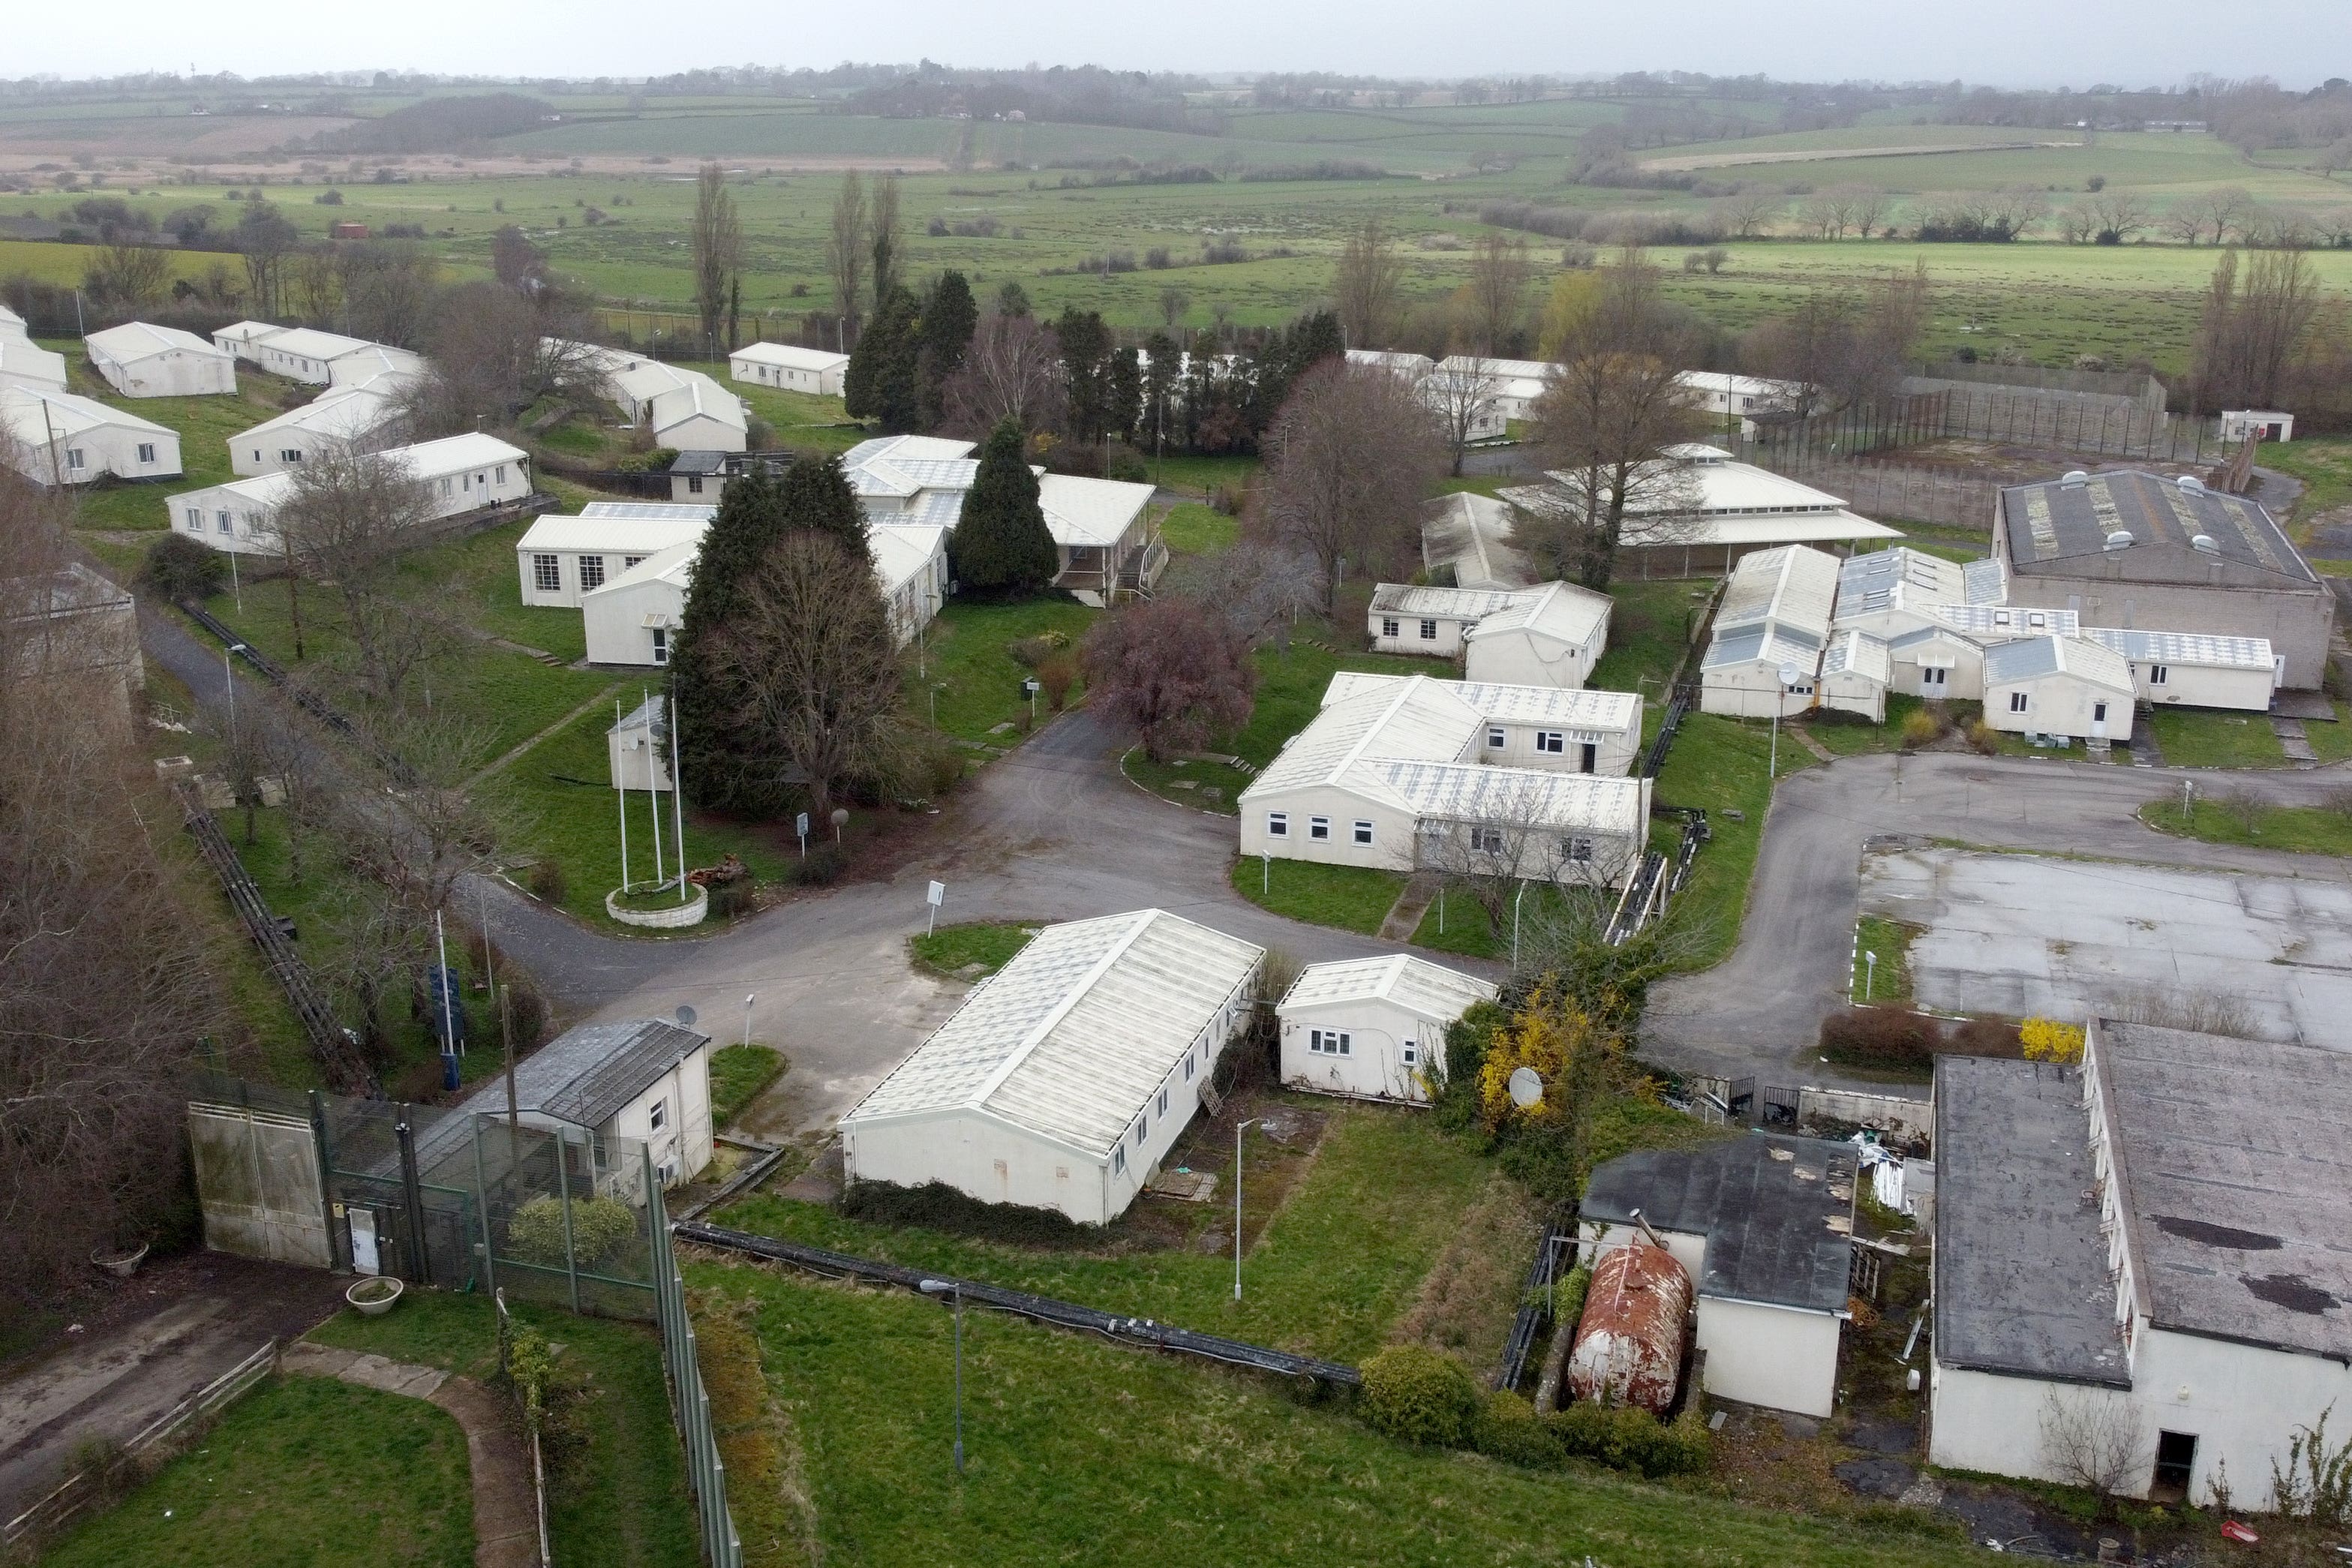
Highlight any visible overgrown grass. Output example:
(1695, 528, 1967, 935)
(1852, 916, 1921, 1005)
(38, 1374, 474, 1568)
(710, 1044, 787, 1128)
(2144, 705, 2286, 768)
(1592, 578, 1715, 695)
(1227, 855, 1406, 936)
(2137, 795, 2352, 856)
(909, 920, 1038, 979)
(1408, 881, 1588, 961)
(1651, 713, 1810, 971)
(1158, 500, 1238, 556)
(307, 1288, 697, 1568)
(909, 596, 1098, 746)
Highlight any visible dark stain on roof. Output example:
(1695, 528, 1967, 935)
(2241, 1273, 2341, 1317)
(2155, 1215, 2283, 1251)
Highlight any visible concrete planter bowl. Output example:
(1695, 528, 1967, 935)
(605, 880, 707, 930)
(91, 1242, 149, 1278)
(346, 1275, 404, 1317)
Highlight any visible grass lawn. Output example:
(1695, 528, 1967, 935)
(689, 1257, 1987, 1568)
(39, 1374, 473, 1568)
(909, 919, 1038, 979)
(1852, 916, 1921, 1005)
(2261, 436, 2352, 531)
(2138, 795, 2352, 857)
(2307, 703, 2352, 763)
(710, 1043, 787, 1128)
(1593, 578, 1715, 696)
(2144, 705, 2286, 769)
(60, 370, 298, 535)
(911, 596, 1099, 746)
(307, 1288, 698, 1568)
(1652, 713, 1811, 971)
(1804, 694, 1927, 757)
(1408, 882, 1589, 963)
(1158, 500, 1237, 556)
(721, 1104, 1500, 1365)
(1146, 451, 1260, 501)
(1227, 856, 1405, 938)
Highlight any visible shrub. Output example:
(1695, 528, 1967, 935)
(1899, 708, 1942, 749)
(142, 531, 226, 602)
(1548, 1401, 1712, 1477)
(841, 1178, 1094, 1246)
(2020, 1016, 2085, 1065)
(527, 858, 568, 905)
(1035, 652, 1077, 711)
(1005, 629, 1070, 668)
(1359, 1345, 1482, 1447)
(504, 1194, 638, 1269)
(1946, 1015, 2020, 1057)
(891, 732, 967, 801)
(1819, 1006, 1938, 1072)
(1553, 1261, 1593, 1336)
(1965, 719, 1999, 755)
(1473, 1389, 1564, 1466)
(790, 842, 849, 886)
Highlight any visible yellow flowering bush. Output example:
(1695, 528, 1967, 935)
(2020, 1017, 2084, 1065)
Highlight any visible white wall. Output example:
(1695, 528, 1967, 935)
(1986, 672, 2134, 741)
(95, 349, 236, 398)
(608, 725, 674, 792)
(1818, 670, 1886, 723)
(1470, 719, 1639, 777)
(1581, 1219, 1708, 1288)
(1237, 787, 1418, 873)
(1701, 663, 1816, 718)
(417, 454, 530, 515)
(19, 422, 181, 485)
(1464, 626, 1603, 689)
(1888, 638, 1986, 701)
(584, 576, 683, 667)
(1369, 611, 1467, 658)
(519, 545, 673, 608)
(656, 411, 749, 453)
(1278, 996, 1444, 1103)
(2133, 661, 2272, 712)
(1696, 1298, 1843, 1419)
(605, 1042, 713, 1185)
(730, 353, 846, 395)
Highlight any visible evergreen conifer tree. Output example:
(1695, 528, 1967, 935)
(845, 285, 921, 431)
(917, 269, 979, 428)
(776, 450, 867, 552)
(670, 466, 789, 809)
(948, 419, 1059, 596)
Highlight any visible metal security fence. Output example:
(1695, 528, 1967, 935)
(650, 1177, 743, 1568)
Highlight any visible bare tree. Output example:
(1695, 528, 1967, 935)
(338, 242, 441, 348)
(868, 174, 903, 315)
(2197, 185, 2255, 247)
(942, 311, 1066, 436)
(2158, 203, 2207, 246)
(1425, 356, 1501, 477)
(1158, 536, 1321, 647)
(276, 445, 443, 709)
(1720, 188, 1781, 239)
(84, 241, 173, 311)
(1258, 361, 1448, 611)
(1419, 775, 1640, 941)
(1465, 231, 1532, 355)
(2193, 247, 2323, 411)
(1158, 286, 1192, 330)
(2087, 191, 2152, 244)
(1331, 213, 1405, 348)
(1081, 597, 1257, 763)
(690, 161, 743, 356)
(399, 281, 602, 437)
(1850, 186, 1894, 239)
(701, 531, 907, 818)
(2040, 1389, 2152, 1511)
(290, 245, 342, 324)
(825, 170, 867, 347)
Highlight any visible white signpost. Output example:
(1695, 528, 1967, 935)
(926, 879, 945, 936)
(795, 811, 810, 858)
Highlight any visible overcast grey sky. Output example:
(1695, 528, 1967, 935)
(17, 0, 2351, 88)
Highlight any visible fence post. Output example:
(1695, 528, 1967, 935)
(471, 1113, 499, 1298)
(310, 1089, 345, 1274)
(397, 1110, 431, 1286)
(554, 1128, 581, 1314)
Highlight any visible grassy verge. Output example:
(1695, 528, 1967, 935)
(909, 920, 1038, 979)
(307, 1289, 697, 1568)
(1852, 916, 1921, 1005)
(38, 1374, 473, 1568)
(2307, 702, 2352, 763)
(909, 597, 1098, 746)
(1652, 713, 1811, 970)
(1594, 578, 1715, 695)
(710, 1044, 787, 1128)
(1804, 693, 1927, 757)
(1227, 856, 1405, 937)
(719, 1104, 1499, 1364)
(689, 1255, 1987, 1568)
(1158, 500, 1237, 556)
(2138, 795, 2352, 856)
(1409, 882, 1588, 962)
(2144, 705, 2286, 768)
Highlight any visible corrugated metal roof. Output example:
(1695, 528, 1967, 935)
(1369, 759, 1647, 836)
(2083, 626, 2274, 670)
(521, 513, 708, 556)
(579, 500, 719, 521)
(1368, 582, 1526, 618)
(1930, 602, 2074, 638)
(1463, 579, 1612, 648)
(255, 327, 373, 361)
(1999, 470, 2314, 584)
(1982, 634, 2134, 691)
(1248, 675, 1485, 798)
(1716, 545, 1840, 641)
(1038, 473, 1155, 548)
(395, 432, 528, 476)
(843, 910, 1263, 1158)
(1321, 671, 1640, 733)
(413, 1018, 709, 1170)
(1278, 954, 1495, 1021)
(231, 383, 398, 446)
(1821, 629, 1891, 683)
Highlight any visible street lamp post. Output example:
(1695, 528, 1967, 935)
(1233, 1118, 1259, 1302)
(1770, 661, 1804, 784)
(917, 1278, 964, 1475)
(742, 993, 755, 1049)
(1511, 882, 1529, 969)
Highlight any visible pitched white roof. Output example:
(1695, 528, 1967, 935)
(231, 382, 399, 449)
(86, 321, 233, 364)
(1715, 544, 1840, 647)
(327, 344, 422, 386)
(1280, 954, 1497, 1023)
(396, 431, 527, 477)
(1368, 758, 1648, 837)
(1503, 448, 1903, 548)
(0, 386, 174, 440)
(1368, 582, 1527, 619)
(586, 541, 698, 598)
(867, 522, 946, 596)
(254, 327, 375, 362)
(1249, 674, 1486, 798)
(0, 336, 68, 390)
(579, 500, 718, 521)
(843, 909, 1263, 1158)
(1037, 473, 1155, 548)
(518, 512, 709, 556)
(2083, 626, 2275, 671)
(1346, 349, 1436, 377)
(841, 435, 979, 502)
(1464, 578, 1612, 650)
(732, 341, 850, 373)
(1421, 490, 1532, 591)
(1323, 670, 1640, 734)
(1820, 629, 1891, 684)
(169, 471, 299, 513)
(1982, 634, 2135, 691)
(214, 320, 286, 347)
(1929, 602, 2074, 639)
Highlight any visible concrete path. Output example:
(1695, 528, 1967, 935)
(1377, 874, 1440, 942)
(285, 1342, 540, 1568)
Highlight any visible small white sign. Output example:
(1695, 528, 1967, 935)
(926, 880, 945, 907)
(795, 811, 810, 839)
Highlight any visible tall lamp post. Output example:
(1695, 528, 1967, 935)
(1233, 1117, 1259, 1302)
(1769, 661, 1804, 784)
(917, 1278, 964, 1474)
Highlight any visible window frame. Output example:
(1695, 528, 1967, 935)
(578, 554, 607, 592)
(2009, 691, 2029, 713)
(1308, 1028, 1353, 1057)
(1351, 820, 1374, 846)
(1470, 825, 1505, 855)
(1535, 730, 1565, 755)
(1266, 811, 1288, 838)
(532, 554, 561, 593)
(1486, 725, 1506, 749)
(2149, 663, 2170, 686)
(648, 1097, 668, 1132)
(651, 627, 671, 665)
(136, 442, 156, 464)
(1380, 617, 1399, 638)
(1418, 618, 1438, 641)
(1308, 816, 1331, 842)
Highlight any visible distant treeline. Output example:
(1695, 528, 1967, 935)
(304, 93, 554, 153)
(831, 65, 1223, 137)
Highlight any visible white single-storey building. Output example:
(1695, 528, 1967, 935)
(1321, 671, 1644, 776)
(1981, 635, 2136, 743)
(1344, 349, 1437, 381)
(3, 560, 142, 734)
(212, 320, 286, 363)
(1417, 360, 1511, 442)
(868, 523, 950, 645)
(0, 333, 68, 394)
(1237, 673, 1651, 887)
(84, 322, 238, 398)
(413, 1017, 715, 1191)
(517, 508, 713, 608)
(1816, 629, 1891, 722)
(1674, 370, 1805, 437)
(582, 545, 695, 668)
(1699, 544, 1840, 719)
(169, 433, 530, 555)
(2218, 409, 2292, 443)
(227, 378, 405, 476)
(1276, 954, 1494, 1104)
(2082, 626, 2275, 712)
(1437, 354, 1555, 423)
(1367, 580, 1612, 689)
(1581, 1134, 1859, 1420)
(840, 909, 1266, 1225)
(243, 326, 383, 386)
(1930, 1029, 2352, 1510)
(1037, 473, 1164, 606)
(728, 341, 850, 396)
(1369, 583, 1524, 659)
(593, 350, 748, 452)
(840, 434, 981, 525)
(608, 692, 674, 792)
(0, 387, 181, 485)
(326, 344, 423, 389)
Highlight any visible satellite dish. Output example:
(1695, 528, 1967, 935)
(1507, 1066, 1544, 1110)
(1778, 662, 1804, 689)
(674, 1005, 698, 1029)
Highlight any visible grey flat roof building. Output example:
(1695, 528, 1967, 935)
(1997, 471, 2312, 584)
(1582, 1133, 1858, 1314)
(411, 1018, 708, 1176)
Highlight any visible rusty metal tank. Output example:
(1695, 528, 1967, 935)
(1566, 1242, 1691, 1414)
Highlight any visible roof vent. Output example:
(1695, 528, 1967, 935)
(2190, 533, 2219, 554)
(2103, 530, 2135, 551)
(2060, 470, 2090, 487)
(2177, 475, 2206, 495)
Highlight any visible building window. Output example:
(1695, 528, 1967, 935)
(281, 447, 303, 465)
(1158, 1087, 1168, 1116)
(216, 510, 233, 535)
(137, 442, 155, 464)
(1266, 812, 1288, 838)
(2093, 701, 2108, 724)
(1487, 726, 1506, 749)
(2009, 691, 2029, 713)
(1352, 820, 1374, 846)
(1381, 617, 1399, 638)
(1308, 816, 1330, 841)
(1563, 835, 1594, 863)
(495, 464, 508, 484)
(687, 475, 705, 494)
(1309, 1029, 1352, 1056)
(65, 448, 86, 471)
(533, 554, 560, 593)
(2149, 664, 2169, 686)
(1922, 666, 1949, 690)
(1419, 619, 1438, 641)
(1536, 731, 1565, 754)
(1114, 1146, 1126, 1174)
(1184, 1053, 1194, 1081)
(578, 555, 606, 591)
(1470, 826, 1505, 855)
(651, 628, 670, 665)
(185, 508, 203, 532)
(649, 1098, 668, 1132)
(1402, 1042, 1419, 1066)
(623, 554, 646, 571)
(1134, 1116, 1146, 1146)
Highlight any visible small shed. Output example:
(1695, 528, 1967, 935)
(1368, 582, 1526, 659)
(86, 322, 239, 398)
(2219, 410, 2291, 443)
(608, 693, 673, 792)
(1815, 629, 1890, 722)
(728, 341, 850, 396)
(1581, 1134, 1859, 1419)
(1276, 954, 1495, 1104)
(1982, 635, 2136, 743)
(840, 910, 1265, 1224)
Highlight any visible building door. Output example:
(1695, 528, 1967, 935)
(1921, 665, 1949, 694)
(1579, 742, 1597, 774)
(2152, 1431, 2197, 1500)
(2091, 701, 2108, 739)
